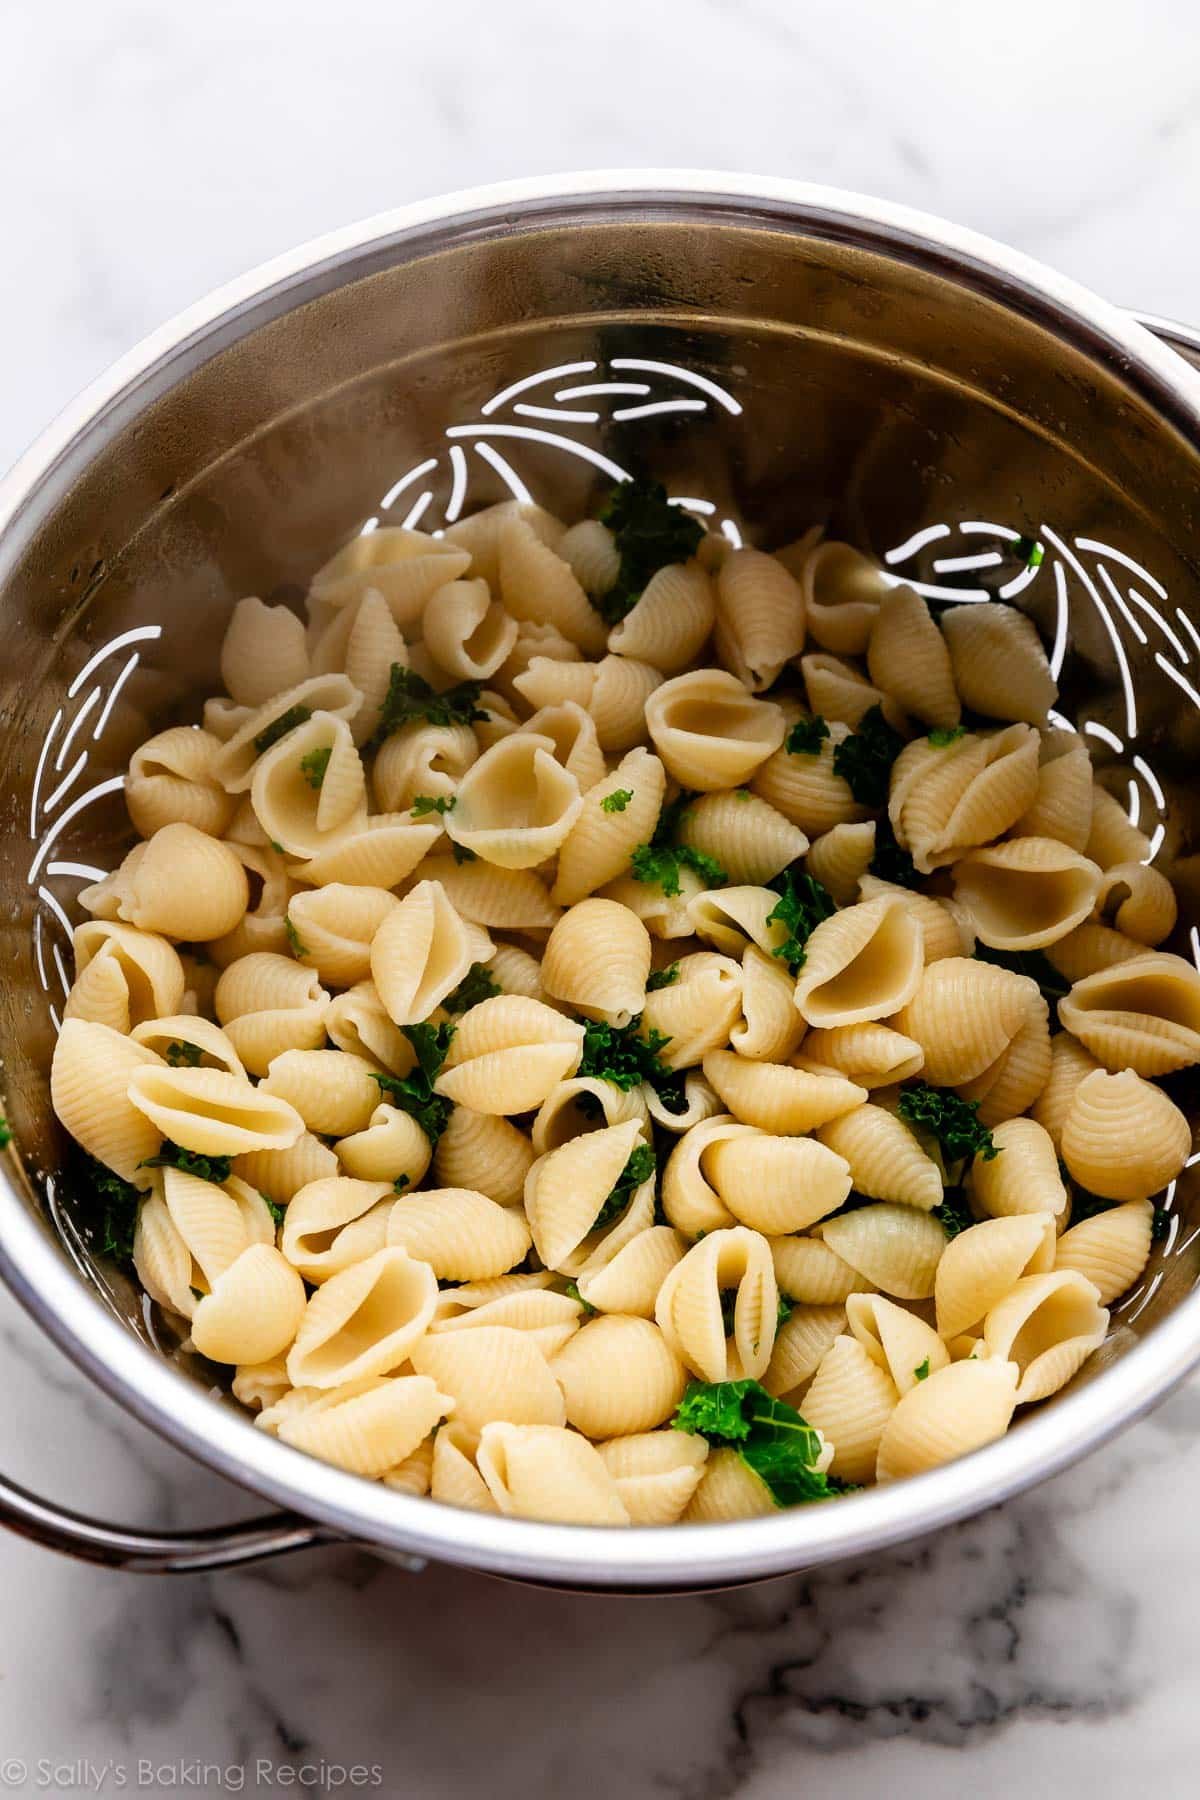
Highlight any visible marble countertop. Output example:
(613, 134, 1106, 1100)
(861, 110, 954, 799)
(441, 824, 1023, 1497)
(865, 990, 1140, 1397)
(4, 0, 1200, 1792)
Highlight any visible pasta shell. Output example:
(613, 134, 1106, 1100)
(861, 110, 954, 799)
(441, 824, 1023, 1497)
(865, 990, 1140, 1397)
(477, 1423, 630, 1525)
(233, 1132, 339, 1204)
(371, 879, 474, 1025)
(525, 1118, 648, 1272)
(645, 669, 785, 791)
(1086, 785, 1153, 869)
(705, 1051, 863, 1130)
(1030, 1033, 1105, 1150)
(284, 884, 397, 988)
(952, 838, 1102, 950)
(857, 876, 974, 964)
(644, 954, 744, 1070)
(531, 1078, 649, 1157)
(875, 1357, 1019, 1480)
(280, 1175, 395, 1282)
(541, 899, 651, 1027)
(588, 656, 665, 753)
(802, 1334, 899, 1484)
(551, 747, 667, 906)
(971, 1117, 1067, 1222)
(1095, 861, 1178, 947)
(895, 957, 1040, 1085)
(714, 549, 806, 690)
(732, 945, 807, 1062)
(411, 1327, 565, 1432)
(445, 734, 582, 869)
(687, 885, 788, 959)
(815, 1203, 946, 1299)
(324, 980, 413, 1073)
(609, 562, 716, 673)
(793, 895, 923, 1027)
(387, 1186, 531, 1281)
(335, 1104, 432, 1190)
(415, 856, 559, 933)
(87, 824, 250, 942)
(1055, 1199, 1154, 1305)
(161, 1167, 272, 1290)
(1060, 1068, 1191, 1200)
(1045, 922, 1153, 986)
(597, 1432, 708, 1524)
(750, 711, 867, 835)
(934, 1213, 1056, 1339)
(763, 1303, 847, 1399)
(704, 1132, 853, 1233)
(941, 601, 1057, 725)
(515, 700, 606, 795)
(220, 596, 311, 708)
(191, 1244, 306, 1365)
(258, 1049, 379, 1138)
(552, 1316, 686, 1437)
(867, 586, 959, 729)
(575, 1226, 686, 1318)
(251, 712, 366, 858)
(801, 541, 886, 657)
(128, 1064, 304, 1156)
(423, 577, 518, 682)
(845, 1292, 949, 1396)
(373, 721, 477, 812)
(770, 1234, 875, 1304)
(337, 588, 409, 743)
(444, 499, 565, 586)
(957, 993, 1051, 1128)
(655, 1225, 779, 1382)
(68, 921, 186, 1032)
(130, 1015, 246, 1080)
(286, 1247, 439, 1388)
(215, 952, 330, 1075)
(277, 1376, 454, 1480)
(802, 652, 906, 734)
(433, 1105, 535, 1207)
(817, 1104, 943, 1210)
(1010, 730, 1094, 851)
(436, 994, 584, 1114)
(682, 1446, 775, 1521)
(311, 525, 469, 625)
(661, 1115, 754, 1235)
(498, 512, 608, 655)
(805, 821, 876, 906)
(795, 1022, 924, 1087)
(558, 518, 620, 597)
(678, 790, 808, 886)
(890, 723, 1039, 873)
(209, 674, 362, 794)
(983, 1270, 1109, 1404)
(1058, 951, 1200, 1076)
(126, 725, 237, 839)
(429, 1422, 496, 1512)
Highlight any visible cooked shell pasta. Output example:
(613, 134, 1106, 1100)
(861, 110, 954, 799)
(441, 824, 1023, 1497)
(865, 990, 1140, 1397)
(1060, 1068, 1191, 1200)
(552, 1316, 686, 1438)
(433, 1105, 535, 1207)
(126, 726, 237, 839)
(701, 1131, 853, 1234)
(191, 1245, 307, 1365)
(805, 821, 876, 905)
(541, 899, 651, 1027)
(645, 669, 785, 790)
(66, 921, 185, 1033)
(677, 790, 808, 887)
(982, 1270, 1109, 1404)
(285, 884, 397, 988)
(802, 1334, 899, 1485)
(411, 1327, 565, 1431)
(889, 723, 1039, 873)
(286, 1246, 439, 1388)
(793, 894, 923, 1027)
(1031, 1033, 1105, 1151)
(732, 945, 807, 1062)
(445, 734, 582, 869)
(435, 994, 584, 1114)
(941, 601, 1057, 725)
(934, 1213, 1057, 1339)
(655, 1226, 779, 1383)
(713, 548, 806, 691)
(387, 1186, 530, 1281)
(971, 1117, 1067, 1222)
(280, 1176, 395, 1283)
(373, 720, 477, 812)
(875, 1357, 1019, 1481)
(643, 954, 744, 1070)
(816, 1103, 943, 1210)
(763, 1303, 848, 1400)
(1058, 951, 1200, 1075)
(1055, 1200, 1154, 1305)
(476, 1423, 629, 1525)
(867, 586, 959, 730)
(276, 1376, 454, 1480)
(751, 711, 867, 834)
(128, 1063, 304, 1156)
(215, 952, 330, 1075)
(703, 1047, 865, 1136)
(1094, 861, 1178, 947)
(952, 837, 1102, 950)
(336, 1104, 433, 1190)
(257, 1049, 379, 1138)
(1010, 728, 1095, 851)
(682, 1446, 775, 1522)
(845, 1293, 949, 1398)
(83, 824, 250, 942)
(370, 879, 475, 1025)
(423, 577, 518, 682)
(596, 1432, 708, 1524)
(795, 1022, 924, 1087)
(800, 540, 887, 656)
(608, 562, 716, 673)
(815, 1203, 946, 1299)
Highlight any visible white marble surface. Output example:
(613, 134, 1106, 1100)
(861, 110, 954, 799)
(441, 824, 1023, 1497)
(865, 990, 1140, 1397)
(4, 0, 1200, 1792)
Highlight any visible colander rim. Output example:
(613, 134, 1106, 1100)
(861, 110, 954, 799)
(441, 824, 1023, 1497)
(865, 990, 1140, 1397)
(4, 169, 1200, 1585)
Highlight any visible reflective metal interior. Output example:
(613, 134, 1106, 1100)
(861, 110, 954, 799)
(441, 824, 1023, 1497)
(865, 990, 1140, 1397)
(2, 175, 1200, 1586)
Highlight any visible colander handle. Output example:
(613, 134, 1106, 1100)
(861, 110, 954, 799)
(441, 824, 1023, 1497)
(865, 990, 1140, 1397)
(0, 1468, 341, 1572)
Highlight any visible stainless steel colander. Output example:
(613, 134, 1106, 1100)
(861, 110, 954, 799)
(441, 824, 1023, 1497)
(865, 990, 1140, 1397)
(3, 172, 1200, 1588)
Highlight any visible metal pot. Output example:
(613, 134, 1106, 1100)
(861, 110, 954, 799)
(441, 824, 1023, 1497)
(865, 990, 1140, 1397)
(2, 172, 1199, 1588)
